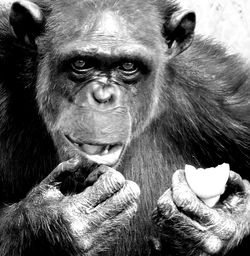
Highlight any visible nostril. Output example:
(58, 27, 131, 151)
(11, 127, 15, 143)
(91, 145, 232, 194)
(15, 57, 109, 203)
(92, 86, 113, 104)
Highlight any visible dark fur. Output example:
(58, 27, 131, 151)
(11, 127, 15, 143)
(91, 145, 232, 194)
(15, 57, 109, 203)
(0, 0, 250, 255)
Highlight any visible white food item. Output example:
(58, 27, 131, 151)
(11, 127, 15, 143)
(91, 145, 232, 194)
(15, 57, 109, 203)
(184, 163, 230, 207)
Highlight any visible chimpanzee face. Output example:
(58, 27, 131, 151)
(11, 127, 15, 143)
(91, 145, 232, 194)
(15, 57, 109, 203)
(35, 2, 166, 166)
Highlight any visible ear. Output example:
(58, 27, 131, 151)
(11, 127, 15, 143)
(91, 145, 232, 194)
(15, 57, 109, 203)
(163, 10, 196, 57)
(9, 0, 45, 46)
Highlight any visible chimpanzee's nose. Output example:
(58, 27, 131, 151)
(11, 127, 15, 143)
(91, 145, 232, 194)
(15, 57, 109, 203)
(73, 80, 122, 109)
(87, 81, 121, 108)
(92, 85, 113, 104)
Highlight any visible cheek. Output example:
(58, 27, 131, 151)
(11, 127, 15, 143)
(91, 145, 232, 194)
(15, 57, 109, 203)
(36, 62, 77, 131)
(36, 58, 65, 129)
(36, 72, 57, 129)
(129, 75, 158, 134)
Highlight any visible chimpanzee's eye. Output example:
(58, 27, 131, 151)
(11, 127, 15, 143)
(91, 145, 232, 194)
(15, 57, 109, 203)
(118, 62, 138, 75)
(71, 59, 94, 73)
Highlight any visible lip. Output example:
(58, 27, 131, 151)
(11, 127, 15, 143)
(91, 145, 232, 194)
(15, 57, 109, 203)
(64, 134, 124, 166)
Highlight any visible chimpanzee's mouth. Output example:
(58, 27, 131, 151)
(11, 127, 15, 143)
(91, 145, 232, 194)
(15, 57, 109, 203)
(65, 135, 124, 166)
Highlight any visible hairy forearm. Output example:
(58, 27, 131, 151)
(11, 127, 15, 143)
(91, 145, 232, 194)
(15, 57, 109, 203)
(0, 203, 29, 256)
(0, 201, 81, 256)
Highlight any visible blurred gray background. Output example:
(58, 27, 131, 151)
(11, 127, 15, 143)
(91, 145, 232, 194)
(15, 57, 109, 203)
(179, 0, 250, 59)
(2, 0, 250, 58)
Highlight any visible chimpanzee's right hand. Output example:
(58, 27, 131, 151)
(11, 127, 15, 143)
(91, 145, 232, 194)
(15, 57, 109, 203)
(17, 158, 140, 255)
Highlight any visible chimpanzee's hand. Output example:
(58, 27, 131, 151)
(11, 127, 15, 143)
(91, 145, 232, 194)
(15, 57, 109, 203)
(152, 170, 250, 256)
(21, 158, 140, 255)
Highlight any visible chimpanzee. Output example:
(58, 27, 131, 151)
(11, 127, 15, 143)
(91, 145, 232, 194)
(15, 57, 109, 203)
(0, 0, 250, 255)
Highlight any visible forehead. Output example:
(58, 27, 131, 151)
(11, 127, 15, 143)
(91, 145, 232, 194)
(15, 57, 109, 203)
(44, 0, 163, 50)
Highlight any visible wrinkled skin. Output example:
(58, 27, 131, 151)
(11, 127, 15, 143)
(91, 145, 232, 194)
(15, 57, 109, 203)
(0, 0, 250, 256)
(153, 170, 250, 255)
(44, 161, 139, 255)
(2, 159, 140, 256)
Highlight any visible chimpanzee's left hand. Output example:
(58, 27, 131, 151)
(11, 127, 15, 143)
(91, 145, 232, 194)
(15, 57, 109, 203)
(152, 170, 250, 255)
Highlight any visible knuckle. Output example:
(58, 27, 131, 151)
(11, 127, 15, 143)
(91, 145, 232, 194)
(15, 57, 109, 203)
(156, 191, 177, 217)
(203, 235, 223, 254)
(157, 189, 172, 207)
(123, 181, 141, 200)
(125, 202, 138, 218)
(208, 210, 236, 240)
(29, 184, 57, 199)
(172, 186, 193, 209)
(220, 219, 237, 240)
(172, 169, 184, 185)
(171, 171, 194, 209)
(70, 218, 90, 238)
(111, 203, 138, 228)
(43, 186, 62, 200)
(81, 238, 93, 253)
(102, 169, 125, 190)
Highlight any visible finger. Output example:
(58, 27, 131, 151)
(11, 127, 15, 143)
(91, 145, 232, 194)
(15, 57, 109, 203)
(74, 166, 126, 207)
(226, 171, 245, 193)
(155, 206, 225, 255)
(41, 157, 82, 185)
(96, 180, 140, 212)
(172, 170, 236, 238)
(172, 169, 209, 214)
(89, 191, 140, 230)
(152, 188, 179, 230)
(243, 179, 250, 193)
(83, 165, 107, 188)
(154, 210, 214, 254)
(85, 201, 138, 253)
(202, 235, 223, 255)
(155, 188, 205, 232)
(100, 200, 138, 231)
(221, 172, 247, 209)
(156, 189, 178, 217)
(87, 180, 140, 222)
(153, 190, 225, 254)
